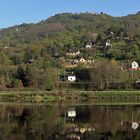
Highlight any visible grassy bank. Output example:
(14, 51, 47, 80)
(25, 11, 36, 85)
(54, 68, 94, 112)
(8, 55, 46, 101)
(0, 90, 140, 103)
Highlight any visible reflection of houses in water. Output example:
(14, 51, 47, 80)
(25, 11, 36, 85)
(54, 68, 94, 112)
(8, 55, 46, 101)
(68, 76, 76, 82)
(121, 120, 140, 130)
(65, 108, 95, 133)
(132, 122, 139, 130)
(67, 108, 76, 121)
(121, 108, 140, 131)
(66, 134, 80, 140)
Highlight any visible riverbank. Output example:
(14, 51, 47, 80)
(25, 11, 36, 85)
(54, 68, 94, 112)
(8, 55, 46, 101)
(0, 90, 140, 103)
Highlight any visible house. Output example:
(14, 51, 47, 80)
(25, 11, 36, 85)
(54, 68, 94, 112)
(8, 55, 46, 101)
(132, 122, 139, 130)
(116, 36, 120, 40)
(106, 39, 111, 47)
(86, 44, 92, 49)
(91, 12, 98, 15)
(87, 59, 94, 64)
(67, 108, 76, 117)
(124, 37, 130, 40)
(72, 59, 79, 65)
(66, 134, 80, 140)
(76, 51, 80, 55)
(4, 46, 9, 49)
(132, 61, 139, 69)
(79, 58, 95, 64)
(80, 58, 86, 63)
(68, 75, 76, 82)
(16, 28, 19, 32)
(110, 31, 114, 35)
(66, 49, 80, 57)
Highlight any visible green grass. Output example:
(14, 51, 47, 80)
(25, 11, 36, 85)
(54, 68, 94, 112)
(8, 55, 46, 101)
(0, 90, 140, 103)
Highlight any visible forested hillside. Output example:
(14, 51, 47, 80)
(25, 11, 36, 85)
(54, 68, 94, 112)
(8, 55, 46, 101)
(0, 12, 140, 90)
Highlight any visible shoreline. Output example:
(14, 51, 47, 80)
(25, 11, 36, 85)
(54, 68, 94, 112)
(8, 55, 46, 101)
(0, 90, 140, 103)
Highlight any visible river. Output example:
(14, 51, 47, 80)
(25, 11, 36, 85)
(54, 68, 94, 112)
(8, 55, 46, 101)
(0, 102, 140, 140)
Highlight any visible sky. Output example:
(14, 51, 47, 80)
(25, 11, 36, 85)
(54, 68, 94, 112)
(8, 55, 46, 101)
(0, 0, 139, 28)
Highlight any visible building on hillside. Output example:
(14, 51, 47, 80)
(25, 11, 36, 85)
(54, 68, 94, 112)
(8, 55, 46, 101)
(67, 108, 76, 118)
(87, 59, 95, 64)
(132, 61, 139, 69)
(66, 49, 80, 57)
(73, 59, 79, 64)
(80, 58, 86, 63)
(106, 39, 111, 47)
(86, 44, 92, 49)
(79, 57, 94, 64)
(124, 37, 130, 40)
(91, 12, 98, 15)
(68, 75, 76, 82)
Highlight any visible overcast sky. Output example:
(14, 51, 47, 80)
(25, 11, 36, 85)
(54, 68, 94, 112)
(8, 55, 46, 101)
(0, 0, 139, 28)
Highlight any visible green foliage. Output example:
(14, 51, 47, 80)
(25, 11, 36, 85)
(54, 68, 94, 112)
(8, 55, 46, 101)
(90, 60, 129, 90)
(0, 12, 140, 90)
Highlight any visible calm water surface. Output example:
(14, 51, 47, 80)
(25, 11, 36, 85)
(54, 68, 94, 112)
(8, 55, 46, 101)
(0, 103, 140, 140)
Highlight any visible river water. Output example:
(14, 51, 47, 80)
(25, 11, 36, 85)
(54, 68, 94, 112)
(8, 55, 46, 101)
(0, 103, 140, 140)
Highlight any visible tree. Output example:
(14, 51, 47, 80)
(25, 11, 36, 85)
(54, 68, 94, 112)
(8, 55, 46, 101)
(90, 59, 129, 90)
(44, 68, 58, 90)
(16, 65, 33, 87)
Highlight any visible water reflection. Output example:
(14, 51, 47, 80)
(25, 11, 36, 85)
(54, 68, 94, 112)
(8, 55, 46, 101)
(0, 104, 140, 140)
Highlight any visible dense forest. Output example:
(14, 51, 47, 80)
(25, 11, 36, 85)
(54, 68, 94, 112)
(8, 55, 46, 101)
(0, 11, 140, 90)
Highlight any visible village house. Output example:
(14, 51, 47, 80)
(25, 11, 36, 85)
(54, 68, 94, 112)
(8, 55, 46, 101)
(91, 12, 98, 15)
(132, 61, 139, 69)
(66, 49, 80, 57)
(79, 57, 95, 64)
(116, 36, 120, 40)
(110, 31, 114, 35)
(106, 39, 112, 47)
(66, 59, 79, 67)
(4, 46, 9, 49)
(124, 36, 130, 40)
(85, 44, 92, 49)
(68, 75, 76, 82)
(87, 59, 94, 64)
(67, 108, 76, 118)
(80, 57, 86, 63)
(73, 59, 79, 64)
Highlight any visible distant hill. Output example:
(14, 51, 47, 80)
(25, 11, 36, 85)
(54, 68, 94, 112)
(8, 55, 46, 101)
(0, 12, 140, 90)
(0, 12, 140, 48)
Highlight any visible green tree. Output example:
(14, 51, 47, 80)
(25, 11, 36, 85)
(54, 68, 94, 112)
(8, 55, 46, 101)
(90, 59, 129, 90)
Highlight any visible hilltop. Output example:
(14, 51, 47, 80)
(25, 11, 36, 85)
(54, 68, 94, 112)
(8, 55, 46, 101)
(0, 12, 140, 48)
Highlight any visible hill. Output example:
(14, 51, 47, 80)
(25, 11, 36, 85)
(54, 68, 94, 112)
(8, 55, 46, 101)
(0, 12, 139, 48)
(0, 12, 140, 90)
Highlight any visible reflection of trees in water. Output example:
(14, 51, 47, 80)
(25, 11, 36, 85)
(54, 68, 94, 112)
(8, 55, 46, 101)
(0, 105, 139, 139)
(0, 105, 62, 140)
(57, 105, 140, 140)
(18, 108, 33, 127)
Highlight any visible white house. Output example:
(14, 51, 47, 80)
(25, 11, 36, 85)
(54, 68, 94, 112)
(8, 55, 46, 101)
(67, 109, 76, 117)
(16, 28, 19, 32)
(106, 39, 111, 47)
(86, 44, 92, 49)
(68, 76, 76, 82)
(79, 58, 94, 64)
(4, 46, 9, 49)
(87, 59, 94, 64)
(132, 61, 139, 69)
(91, 12, 98, 15)
(80, 58, 86, 63)
(73, 59, 79, 65)
(66, 51, 80, 56)
(75, 51, 80, 55)
(132, 122, 139, 130)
